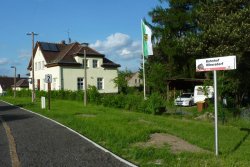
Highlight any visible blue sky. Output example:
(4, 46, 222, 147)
(0, 0, 161, 77)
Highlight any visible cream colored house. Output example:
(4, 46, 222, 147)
(28, 41, 120, 93)
(127, 72, 142, 87)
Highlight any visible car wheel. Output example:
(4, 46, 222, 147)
(189, 101, 192, 106)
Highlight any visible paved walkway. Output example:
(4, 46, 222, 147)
(0, 101, 135, 167)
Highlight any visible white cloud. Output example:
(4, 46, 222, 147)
(0, 58, 8, 65)
(90, 33, 141, 60)
(120, 48, 131, 56)
(90, 33, 143, 71)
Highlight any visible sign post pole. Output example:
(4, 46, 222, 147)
(213, 70, 218, 156)
(45, 74, 52, 111)
(48, 82, 51, 110)
(196, 55, 236, 156)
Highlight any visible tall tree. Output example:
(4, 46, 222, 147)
(146, 0, 250, 106)
(196, 0, 250, 106)
(146, 0, 200, 99)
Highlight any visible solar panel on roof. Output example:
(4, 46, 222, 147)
(48, 43, 59, 52)
(41, 43, 50, 51)
(40, 42, 59, 52)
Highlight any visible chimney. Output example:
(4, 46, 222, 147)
(17, 74, 21, 78)
(61, 40, 66, 45)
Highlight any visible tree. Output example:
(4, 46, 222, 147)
(146, 0, 200, 99)
(113, 70, 132, 94)
(196, 0, 250, 106)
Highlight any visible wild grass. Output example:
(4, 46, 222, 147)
(1, 96, 250, 166)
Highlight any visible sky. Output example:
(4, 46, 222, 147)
(0, 0, 161, 77)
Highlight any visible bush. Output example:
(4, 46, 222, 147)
(145, 93, 166, 115)
(4, 88, 167, 115)
(88, 86, 101, 104)
(124, 94, 144, 112)
(101, 93, 166, 114)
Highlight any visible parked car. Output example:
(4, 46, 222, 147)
(174, 93, 194, 106)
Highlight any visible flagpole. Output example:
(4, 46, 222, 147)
(141, 19, 153, 100)
(141, 20, 146, 100)
(143, 54, 146, 100)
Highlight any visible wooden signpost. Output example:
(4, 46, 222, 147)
(45, 74, 52, 110)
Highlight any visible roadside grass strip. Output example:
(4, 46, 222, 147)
(1, 97, 250, 166)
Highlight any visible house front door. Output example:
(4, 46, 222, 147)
(37, 79, 40, 91)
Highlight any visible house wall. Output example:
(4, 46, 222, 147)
(62, 63, 118, 93)
(30, 47, 118, 93)
(15, 87, 28, 91)
(0, 85, 3, 94)
(128, 72, 142, 87)
(30, 47, 61, 91)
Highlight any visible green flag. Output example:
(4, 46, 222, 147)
(141, 20, 153, 57)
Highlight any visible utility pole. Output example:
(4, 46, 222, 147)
(81, 43, 89, 106)
(11, 66, 16, 98)
(27, 32, 38, 103)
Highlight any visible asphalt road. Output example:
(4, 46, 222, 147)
(0, 101, 135, 167)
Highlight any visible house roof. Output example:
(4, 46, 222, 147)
(102, 57, 120, 68)
(0, 77, 27, 91)
(12, 79, 29, 88)
(28, 41, 120, 69)
(125, 72, 140, 81)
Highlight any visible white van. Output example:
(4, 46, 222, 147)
(194, 86, 214, 103)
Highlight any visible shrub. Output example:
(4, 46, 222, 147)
(5, 88, 167, 115)
(124, 94, 143, 111)
(88, 86, 101, 104)
(145, 92, 166, 115)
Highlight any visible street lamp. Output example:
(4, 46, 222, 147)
(11, 66, 16, 98)
(27, 32, 38, 102)
(81, 42, 88, 106)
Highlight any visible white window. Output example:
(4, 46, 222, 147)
(38, 62, 41, 70)
(77, 78, 84, 90)
(82, 59, 89, 68)
(35, 62, 37, 71)
(41, 61, 44, 69)
(93, 60, 98, 68)
(97, 78, 104, 90)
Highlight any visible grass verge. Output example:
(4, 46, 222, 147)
(1, 96, 250, 167)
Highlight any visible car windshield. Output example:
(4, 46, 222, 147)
(180, 94, 192, 98)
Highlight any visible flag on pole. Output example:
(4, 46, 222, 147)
(141, 20, 153, 57)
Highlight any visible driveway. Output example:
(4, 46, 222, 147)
(0, 101, 135, 167)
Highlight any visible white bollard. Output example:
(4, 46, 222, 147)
(41, 96, 46, 109)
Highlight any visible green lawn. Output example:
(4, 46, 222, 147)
(1, 97, 250, 167)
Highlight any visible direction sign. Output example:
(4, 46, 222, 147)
(195, 55, 237, 156)
(45, 74, 52, 83)
(196, 55, 236, 72)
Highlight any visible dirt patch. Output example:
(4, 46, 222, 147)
(77, 114, 96, 118)
(138, 119, 153, 124)
(135, 133, 209, 154)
